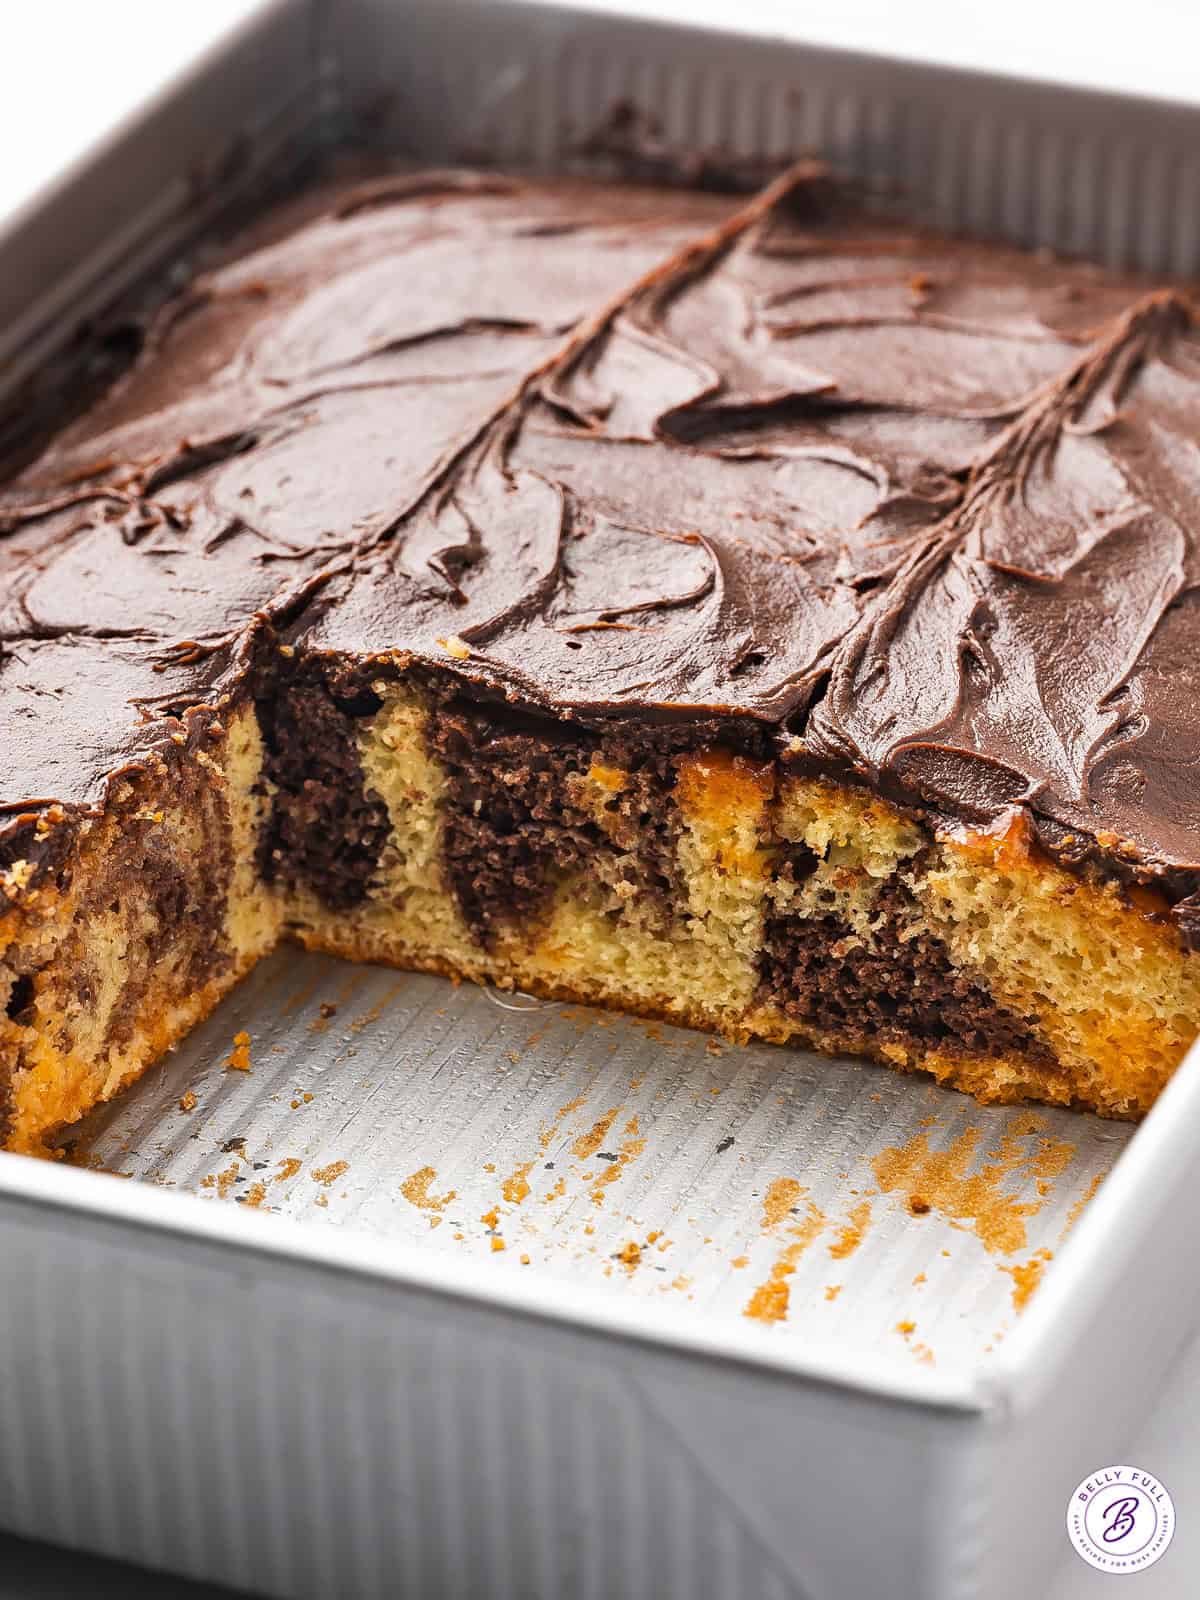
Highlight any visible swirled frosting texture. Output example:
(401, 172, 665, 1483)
(3, 166, 1200, 933)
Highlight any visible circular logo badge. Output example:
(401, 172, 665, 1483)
(1066, 1465, 1175, 1574)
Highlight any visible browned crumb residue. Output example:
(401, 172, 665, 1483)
(201, 1162, 241, 1200)
(519, 1253, 531, 1266)
(873, 1114, 1076, 1255)
(309, 999, 341, 1035)
(1061, 1172, 1105, 1241)
(912, 1272, 927, 1286)
(536, 1092, 589, 1153)
(896, 1319, 916, 1337)
(825, 1284, 842, 1302)
(501, 1160, 536, 1205)
(225, 1031, 252, 1072)
(400, 1165, 456, 1212)
(743, 1194, 826, 1326)
(178, 1090, 197, 1112)
(827, 1199, 872, 1260)
(573, 1107, 619, 1161)
(241, 1181, 268, 1210)
(274, 1157, 302, 1183)
(590, 1132, 645, 1206)
(761, 1176, 803, 1231)
(480, 1205, 500, 1230)
(731, 1255, 749, 1270)
(1000, 1248, 1053, 1311)
(616, 1241, 642, 1269)
(312, 1160, 348, 1188)
(350, 983, 405, 1034)
(491, 1236, 506, 1252)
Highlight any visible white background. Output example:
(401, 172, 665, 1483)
(4, 0, 1200, 228)
(3, 3, 1200, 1596)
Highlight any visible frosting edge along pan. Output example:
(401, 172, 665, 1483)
(3, 3, 1200, 1597)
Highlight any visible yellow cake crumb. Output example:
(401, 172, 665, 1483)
(225, 1031, 252, 1072)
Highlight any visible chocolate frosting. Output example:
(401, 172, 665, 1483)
(3, 164, 1200, 935)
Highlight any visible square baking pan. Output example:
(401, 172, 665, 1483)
(3, 4, 1200, 1596)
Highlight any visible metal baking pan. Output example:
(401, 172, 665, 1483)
(4, 4, 1200, 1596)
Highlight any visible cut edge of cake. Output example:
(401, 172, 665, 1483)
(3, 660, 1195, 1156)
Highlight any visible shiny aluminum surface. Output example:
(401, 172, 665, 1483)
(65, 949, 1130, 1380)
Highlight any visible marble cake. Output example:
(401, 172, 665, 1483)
(2, 162, 1199, 1154)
